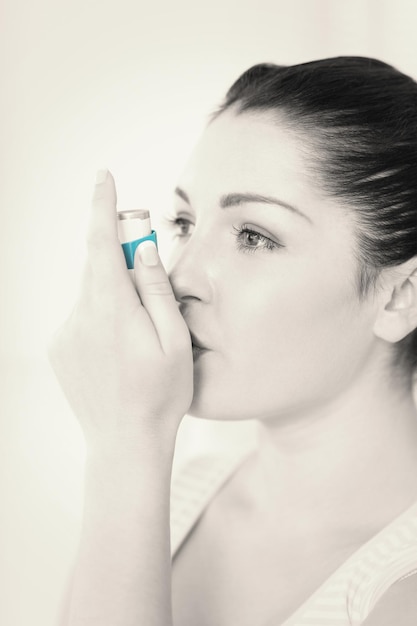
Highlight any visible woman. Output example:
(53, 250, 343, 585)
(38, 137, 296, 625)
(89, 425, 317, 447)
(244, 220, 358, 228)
(49, 57, 417, 625)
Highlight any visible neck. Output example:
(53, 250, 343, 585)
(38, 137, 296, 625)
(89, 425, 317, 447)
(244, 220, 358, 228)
(252, 365, 417, 533)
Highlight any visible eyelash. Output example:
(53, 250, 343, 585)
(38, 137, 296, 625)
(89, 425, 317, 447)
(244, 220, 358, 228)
(162, 216, 194, 236)
(232, 224, 283, 254)
(163, 216, 283, 253)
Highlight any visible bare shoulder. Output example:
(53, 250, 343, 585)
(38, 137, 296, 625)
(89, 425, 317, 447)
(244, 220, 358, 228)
(362, 574, 417, 626)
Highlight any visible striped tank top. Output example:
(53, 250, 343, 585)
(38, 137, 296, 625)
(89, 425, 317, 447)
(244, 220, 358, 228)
(170, 450, 417, 625)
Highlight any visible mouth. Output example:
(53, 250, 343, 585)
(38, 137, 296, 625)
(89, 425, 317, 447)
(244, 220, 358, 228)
(189, 332, 209, 359)
(192, 344, 208, 359)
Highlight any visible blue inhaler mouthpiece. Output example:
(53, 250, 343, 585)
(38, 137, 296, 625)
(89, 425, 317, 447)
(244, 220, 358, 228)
(117, 209, 157, 270)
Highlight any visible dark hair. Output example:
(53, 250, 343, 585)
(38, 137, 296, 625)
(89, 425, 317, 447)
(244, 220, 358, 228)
(215, 57, 417, 374)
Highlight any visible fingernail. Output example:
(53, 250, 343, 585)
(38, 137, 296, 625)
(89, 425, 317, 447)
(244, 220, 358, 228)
(138, 240, 159, 266)
(95, 169, 108, 184)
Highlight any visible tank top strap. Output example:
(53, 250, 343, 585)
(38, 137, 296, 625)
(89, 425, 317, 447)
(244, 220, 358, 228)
(170, 449, 251, 557)
(170, 450, 417, 625)
(282, 501, 417, 626)
(346, 501, 417, 624)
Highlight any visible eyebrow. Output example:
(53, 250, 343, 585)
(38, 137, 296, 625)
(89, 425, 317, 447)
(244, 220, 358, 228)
(174, 187, 311, 222)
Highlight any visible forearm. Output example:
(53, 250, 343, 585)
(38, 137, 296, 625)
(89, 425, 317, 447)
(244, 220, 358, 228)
(67, 444, 175, 626)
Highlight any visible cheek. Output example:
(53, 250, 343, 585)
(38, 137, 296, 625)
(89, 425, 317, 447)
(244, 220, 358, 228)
(190, 250, 374, 420)
(225, 264, 352, 343)
(222, 265, 370, 386)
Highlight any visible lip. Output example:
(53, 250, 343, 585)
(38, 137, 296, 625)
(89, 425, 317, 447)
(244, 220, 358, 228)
(192, 345, 208, 359)
(189, 331, 208, 350)
(189, 331, 210, 358)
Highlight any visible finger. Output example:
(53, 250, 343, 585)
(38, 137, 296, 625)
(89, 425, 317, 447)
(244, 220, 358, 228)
(133, 240, 191, 353)
(87, 169, 130, 293)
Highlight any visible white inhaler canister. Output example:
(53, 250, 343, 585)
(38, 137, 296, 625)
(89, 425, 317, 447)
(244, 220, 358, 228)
(117, 210, 157, 281)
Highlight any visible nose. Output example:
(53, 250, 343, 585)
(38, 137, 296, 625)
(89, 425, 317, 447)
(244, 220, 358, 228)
(167, 234, 213, 306)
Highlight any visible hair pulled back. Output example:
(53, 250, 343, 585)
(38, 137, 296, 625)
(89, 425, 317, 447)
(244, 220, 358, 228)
(216, 57, 417, 372)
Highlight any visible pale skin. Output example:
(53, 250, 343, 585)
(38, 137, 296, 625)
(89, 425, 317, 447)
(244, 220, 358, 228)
(49, 110, 417, 625)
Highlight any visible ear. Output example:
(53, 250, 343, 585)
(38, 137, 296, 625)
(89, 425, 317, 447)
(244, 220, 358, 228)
(373, 259, 417, 343)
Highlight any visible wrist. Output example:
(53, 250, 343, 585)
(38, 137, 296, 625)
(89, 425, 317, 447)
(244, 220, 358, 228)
(83, 441, 175, 524)
(85, 420, 180, 467)
(86, 442, 176, 482)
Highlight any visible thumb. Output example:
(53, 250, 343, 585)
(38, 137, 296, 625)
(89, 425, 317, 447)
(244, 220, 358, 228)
(134, 240, 191, 354)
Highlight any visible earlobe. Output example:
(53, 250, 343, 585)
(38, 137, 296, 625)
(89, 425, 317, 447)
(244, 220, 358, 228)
(373, 266, 417, 343)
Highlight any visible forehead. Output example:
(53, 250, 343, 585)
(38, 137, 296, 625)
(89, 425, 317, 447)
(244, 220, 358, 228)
(177, 110, 359, 267)
(177, 110, 320, 206)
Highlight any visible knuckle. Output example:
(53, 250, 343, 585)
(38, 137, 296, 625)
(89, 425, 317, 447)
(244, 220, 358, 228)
(48, 307, 92, 364)
(86, 230, 112, 256)
(143, 279, 173, 297)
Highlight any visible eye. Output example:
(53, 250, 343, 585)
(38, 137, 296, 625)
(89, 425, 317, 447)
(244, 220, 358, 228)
(232, 224, 283, 253)
(163, 216, 195, 238)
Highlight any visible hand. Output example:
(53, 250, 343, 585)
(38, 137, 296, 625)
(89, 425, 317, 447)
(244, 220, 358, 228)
(48, 170, 193, 455)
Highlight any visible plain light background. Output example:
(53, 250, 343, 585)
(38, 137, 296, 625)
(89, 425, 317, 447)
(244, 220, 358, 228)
(2, 1, 417, 624)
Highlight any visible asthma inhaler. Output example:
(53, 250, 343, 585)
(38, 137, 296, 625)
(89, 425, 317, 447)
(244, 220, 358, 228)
(117, 210, 158, 280)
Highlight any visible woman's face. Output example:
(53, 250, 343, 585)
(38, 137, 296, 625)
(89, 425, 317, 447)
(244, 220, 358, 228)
(165, 110, 380, 421)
